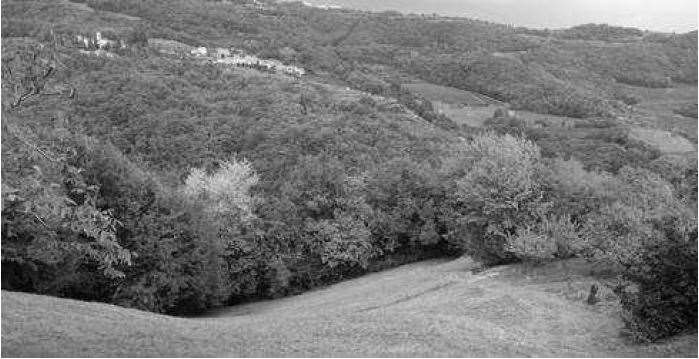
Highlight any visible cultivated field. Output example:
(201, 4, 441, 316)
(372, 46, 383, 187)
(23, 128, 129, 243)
(403, 82, 504, 127)
(3, 258, 697, 357)
(629, 126, 697, 154)
(621, 84, 698, 143)
(432, 101, 499, 127)
(404, 82, 502, 106)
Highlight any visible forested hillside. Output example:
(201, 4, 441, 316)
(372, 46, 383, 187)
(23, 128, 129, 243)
(2, 0, 697, 344)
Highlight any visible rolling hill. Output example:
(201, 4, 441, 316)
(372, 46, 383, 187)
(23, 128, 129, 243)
(3, 258, 697, 357)
(1, 0, 697, 350)
(292, 0, 698, 33)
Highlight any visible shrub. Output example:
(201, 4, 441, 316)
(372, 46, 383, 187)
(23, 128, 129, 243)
(674, 103, 698, 118)
(561, 164, 698, 341)
(505, 227, 557, 263)
(615, 166, 678, 216)
(648, 154, 698, 205)
(72, 139, 233, 314)
(1, 121, 132, 297)
(110, 195, 231, 314)
(183, 158, 258, 224)
(503, 213, 582, 263)
(182, 158, 266, 301)
(611, 89, 640, 105)
(363, 158, 448, 253)
(573, 167, 678, 262)
(446, 133, 552, 264)
(618, 230, 697, 342)
(545, 157, 620, 220)
(305, 210, 376, 269)
(254, 154, 380, 292)
(127, 25, 150, 47)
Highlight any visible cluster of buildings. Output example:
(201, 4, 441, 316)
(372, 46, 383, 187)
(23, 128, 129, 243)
(299, 1, 342, 10)
(244, 0, 277, 12)
(44, 30, 125, 56)
(65, 30, 306, 77)
(274, 0, 344, 10)
(78, 49, 116, 58)
(75, 32, 126, 51)
(189, 46, 306, 77)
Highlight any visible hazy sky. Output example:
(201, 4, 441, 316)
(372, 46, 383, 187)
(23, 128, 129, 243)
(310, 0, 698, 32)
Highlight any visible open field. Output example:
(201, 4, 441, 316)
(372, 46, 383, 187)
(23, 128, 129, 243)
(3, 258, 697, 357)
(432, 101, 498, 127)
(629, 126, 696, 154)
(621, 84, 698, 143)
(403, 82, 504, 127)
(404, 82, 502, 106)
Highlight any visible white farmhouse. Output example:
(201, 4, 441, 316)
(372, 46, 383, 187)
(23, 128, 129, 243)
(191, 47, 208, 57)
(214, 48, 231, 58)
(95, 32, 117, 49)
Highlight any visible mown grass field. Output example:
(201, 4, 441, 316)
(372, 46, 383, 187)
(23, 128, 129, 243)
(432, 101, 499, 127)
(3, 258, 697, 357)
(629, 127, 696, 154)
(404, 82, 502, 106)
(621, 84, 698, 143)
(402, 82, 503, 128)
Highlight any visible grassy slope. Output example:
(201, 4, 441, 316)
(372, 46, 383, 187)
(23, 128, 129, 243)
(3, 258, 697, 357)
(624, 85, 699, 144)
(402, 82, 503, 127)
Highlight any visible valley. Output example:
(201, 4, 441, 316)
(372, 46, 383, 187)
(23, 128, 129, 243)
(1, 0, 697, 354)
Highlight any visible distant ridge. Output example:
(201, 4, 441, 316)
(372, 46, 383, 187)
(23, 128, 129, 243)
(283, 0, 698, 33)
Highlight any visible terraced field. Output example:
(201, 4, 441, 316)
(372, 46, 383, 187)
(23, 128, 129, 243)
(3, 258, 697, 357)
(622, 84, 698, 143)
(404, 82, 502, 106)
(629, 127, 696, 154)
(403, 82, 503, 127)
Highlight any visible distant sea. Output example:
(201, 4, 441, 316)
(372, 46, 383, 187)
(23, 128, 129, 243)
(294, 0, 698, 33)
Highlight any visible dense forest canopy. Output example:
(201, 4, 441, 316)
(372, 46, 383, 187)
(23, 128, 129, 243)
(1, 0, 697, 343)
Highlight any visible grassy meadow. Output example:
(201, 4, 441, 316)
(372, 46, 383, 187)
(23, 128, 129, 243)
(3, 258, 697, 357)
